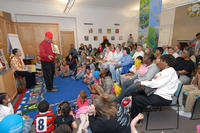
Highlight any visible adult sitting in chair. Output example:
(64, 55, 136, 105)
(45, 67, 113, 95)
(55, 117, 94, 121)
(175, 47, 195, 85)
(115, 53, 159, 103)
(10, 48, 36, 89)
(130, 54, 179, 119)
(110, 47, 133, 85)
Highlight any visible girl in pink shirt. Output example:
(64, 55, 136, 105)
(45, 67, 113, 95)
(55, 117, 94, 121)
(76, 90, 89, 133)
(83, 67, 94, 84)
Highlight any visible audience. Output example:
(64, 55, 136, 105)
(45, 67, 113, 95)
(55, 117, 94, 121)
(116, 53, 159, 103)
(55, 101, 77, 130)
(131, 54, 179, 119)
(88, 96, 131, 133)
(8, 35, 200, 133)
(181, 64, 200, 112)
(132, 44, 144, 60)
(0, 93, 33, 133)
(168, 47, 179, 58)
(33, 100, 56, 133)
(68, 44, 78, 58)
(195, 33, 200, 64)
(111, 47, 133, 84)
(76, 90, 89, 133)
(11, 48, 36, 88)
(175, 47, 195, 85)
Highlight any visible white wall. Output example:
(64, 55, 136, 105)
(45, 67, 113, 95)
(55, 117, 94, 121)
(0, 0, 139, 48)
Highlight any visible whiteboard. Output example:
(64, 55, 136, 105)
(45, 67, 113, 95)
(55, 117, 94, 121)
(7, 34, 25, 58)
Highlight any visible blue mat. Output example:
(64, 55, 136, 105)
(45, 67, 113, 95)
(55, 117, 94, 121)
(15, 76, 90, 119)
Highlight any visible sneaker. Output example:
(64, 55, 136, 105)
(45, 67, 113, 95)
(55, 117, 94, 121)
(179, 110, 191, 118)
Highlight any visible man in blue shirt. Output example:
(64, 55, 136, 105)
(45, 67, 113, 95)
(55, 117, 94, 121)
(111, 47, 133, 84)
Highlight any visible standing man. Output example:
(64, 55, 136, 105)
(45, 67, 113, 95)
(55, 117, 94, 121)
(195, 33, 200, 64)
(40, 32, 58, 92)
(127, 34, 134, 47)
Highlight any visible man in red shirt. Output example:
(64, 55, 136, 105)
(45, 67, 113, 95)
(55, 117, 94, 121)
(39, 32, 58, 92)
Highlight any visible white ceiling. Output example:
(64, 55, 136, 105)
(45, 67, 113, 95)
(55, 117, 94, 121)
(8, 0, 139, 10)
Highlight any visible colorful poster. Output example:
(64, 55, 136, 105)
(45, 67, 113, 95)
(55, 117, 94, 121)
(119, 36, 123, 40)
(115, 29, 119, 34)
(89, 28, 93, 34)
(148, 0, 162, 50)
(84, 36, 89, 41)
(107, 29, 111, 34)
(111, 36, 115, 40)
(138, 0, 162, 51)
(94, 36, 98, 41)
(138, 0, 150, 46)
(103, 36, 107, 40)
(98, 29, 102, 34)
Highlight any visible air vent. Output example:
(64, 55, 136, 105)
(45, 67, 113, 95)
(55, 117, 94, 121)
(114, 24, 120, 26)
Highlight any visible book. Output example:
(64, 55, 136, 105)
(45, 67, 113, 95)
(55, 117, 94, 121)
(51, 44, 60, 54)
(25, 65, 36, 72)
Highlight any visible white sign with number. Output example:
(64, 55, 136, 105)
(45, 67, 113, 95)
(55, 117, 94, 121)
(36, 116, 47, 132)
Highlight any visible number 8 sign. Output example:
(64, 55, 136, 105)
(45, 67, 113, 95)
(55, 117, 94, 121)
(36, 116, 47, 132)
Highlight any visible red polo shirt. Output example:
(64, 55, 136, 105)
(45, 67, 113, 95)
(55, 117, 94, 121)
(39, 40, 55, 62)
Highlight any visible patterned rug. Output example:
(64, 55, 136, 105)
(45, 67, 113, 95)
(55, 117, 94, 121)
(14, 76, 90, 119)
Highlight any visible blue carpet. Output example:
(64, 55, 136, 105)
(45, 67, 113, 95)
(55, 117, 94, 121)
(15, 76, 90, 119)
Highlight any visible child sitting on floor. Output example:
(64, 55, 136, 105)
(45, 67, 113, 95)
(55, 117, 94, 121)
(60, 59, 69, 78)
(83, 67, 94, 84)
(35, 55, 42, 77)
(55, 101, 77, 131)
(76, 90, 89, 133)
(33, 100, 56, 133)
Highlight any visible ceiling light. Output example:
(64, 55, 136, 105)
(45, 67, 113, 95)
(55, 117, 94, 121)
(59, 0, 69, 3)
(64, 0, 75, 14)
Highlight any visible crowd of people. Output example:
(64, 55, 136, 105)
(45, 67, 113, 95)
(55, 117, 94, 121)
(1, 32, 200, 133)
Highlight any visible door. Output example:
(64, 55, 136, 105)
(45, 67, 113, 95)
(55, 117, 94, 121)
(60, 31, 75, 58)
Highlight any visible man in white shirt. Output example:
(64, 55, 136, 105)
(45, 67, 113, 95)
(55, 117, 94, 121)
(130, 54, 179, 119)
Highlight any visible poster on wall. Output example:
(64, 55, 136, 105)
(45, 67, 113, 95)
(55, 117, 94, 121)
(115, 29, 119, 34)
(119, 36, 123, 40)
(94, 36, 98, 41)
(111, 36, 115, 41)
(84, 36, 89, 41)
(103, 36, 107, 40)
(107, 29, 111, 34)
(98, 28, 102, 34)
(89, 28, 93, 34)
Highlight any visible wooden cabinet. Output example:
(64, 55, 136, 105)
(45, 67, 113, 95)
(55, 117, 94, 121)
(0, 69, 17, 100)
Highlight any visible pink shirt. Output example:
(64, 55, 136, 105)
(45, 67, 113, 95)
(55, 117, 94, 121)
(77, 97, 89, 108)
(84, 73, 93, 79)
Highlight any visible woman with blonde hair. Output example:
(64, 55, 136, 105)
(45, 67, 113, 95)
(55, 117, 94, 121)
(88, 95, 131, 133)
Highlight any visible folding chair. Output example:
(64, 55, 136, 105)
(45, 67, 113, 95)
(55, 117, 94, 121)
(145, 82, 183, 131)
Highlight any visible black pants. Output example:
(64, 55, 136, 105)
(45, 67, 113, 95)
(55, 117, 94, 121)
(130, 94, 171, 119)
(41, 61, 55, 90)
(15, 71, 36, 88)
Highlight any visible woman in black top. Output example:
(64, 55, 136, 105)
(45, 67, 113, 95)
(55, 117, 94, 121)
(88, 96, 131, 133)
(175, 47, 195, 84)
(66, 54, 77, 74)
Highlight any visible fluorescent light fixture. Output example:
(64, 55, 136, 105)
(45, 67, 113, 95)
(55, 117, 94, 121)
(64, 0, 75, 14)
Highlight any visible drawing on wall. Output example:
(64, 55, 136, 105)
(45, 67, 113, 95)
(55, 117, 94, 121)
(107, 29, 111, 34)
(115, 29, 119, 34)
(98, 28, 102, 34)
(94, 36, 98, 41)
(119, 36, 123, 40)
(84, 36, 89, 41)
(111, 36, 115, 40)
(103, 36, 107, 40)
(89, 28, 93, 34)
